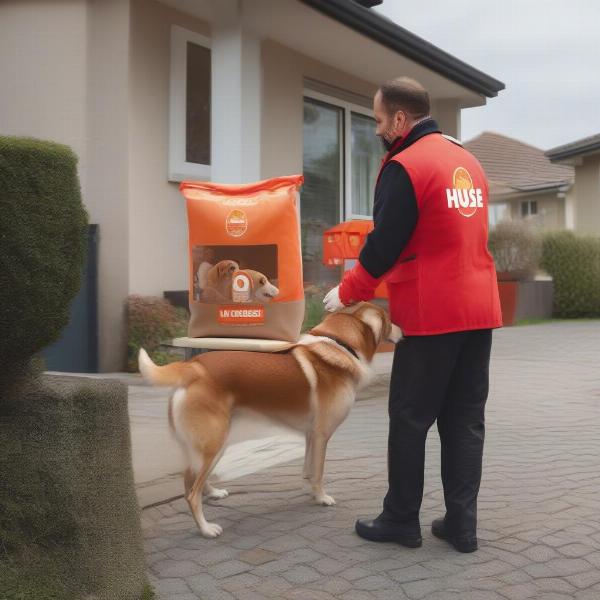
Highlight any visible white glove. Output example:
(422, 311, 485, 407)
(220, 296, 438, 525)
(323, 285, 345, 312)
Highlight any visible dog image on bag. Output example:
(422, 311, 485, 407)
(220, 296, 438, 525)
(202, 262, 279, 304)
(200, 259, 239, 303)
(193, 247, 216, 301)
(139, 302, 402, 538)
(231, 269, 279, 303)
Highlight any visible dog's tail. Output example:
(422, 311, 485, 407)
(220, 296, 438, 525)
(138, 348, 206, 388)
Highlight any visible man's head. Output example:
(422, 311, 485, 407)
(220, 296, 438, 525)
(373, 77, 430, 150)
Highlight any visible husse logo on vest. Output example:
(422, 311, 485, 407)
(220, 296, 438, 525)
(446, 167, 483, 218)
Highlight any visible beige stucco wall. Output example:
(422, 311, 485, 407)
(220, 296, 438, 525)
(0, 0, 131, 371)
(261, 39, 376, 181)
(507, 191, 566, 231)
(573, 155, 600, 234)
(128, 0, 210, 298)
(87, 0, 132, 372)
(0, 0, 88, 184)
(260, 38, 463, 181)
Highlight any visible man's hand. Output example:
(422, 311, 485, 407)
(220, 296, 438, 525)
(323, 285, 345, 312)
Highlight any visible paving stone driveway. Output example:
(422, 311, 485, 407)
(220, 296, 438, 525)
(142, 322, 600, 599)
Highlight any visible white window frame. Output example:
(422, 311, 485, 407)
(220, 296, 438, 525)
(168, 25, 211, 182)
(303, 89, 377, 221)
(521, 199, 538, 218)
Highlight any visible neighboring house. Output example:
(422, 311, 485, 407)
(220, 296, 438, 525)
(1, 0, 504, 371)
(546, 134, 600, 235)
(464, 132, 574, 230)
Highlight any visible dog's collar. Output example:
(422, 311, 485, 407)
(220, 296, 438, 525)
(317, 334, 360, 360)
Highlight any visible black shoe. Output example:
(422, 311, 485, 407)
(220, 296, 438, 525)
(355, 516, 422, 548)
(431, 518, 478, 553)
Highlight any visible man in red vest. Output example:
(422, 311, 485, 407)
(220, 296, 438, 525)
(324, 77, 502, 552)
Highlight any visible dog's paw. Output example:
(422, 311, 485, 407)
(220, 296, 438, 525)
(200, 522, 223, 538)
(315, 494, 336, 506)
(206, 487, 229, 500)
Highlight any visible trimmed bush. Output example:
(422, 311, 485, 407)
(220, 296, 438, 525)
(541, 231, 600, 317)
(127, 295, 188, 371)
(0, 136, 88, 370)
(0, 137, 150, 599)
(488, 220, 542, 277)
(0, 374, 147, 600)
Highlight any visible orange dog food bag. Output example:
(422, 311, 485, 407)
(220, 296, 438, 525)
(180, 175, 305, 342)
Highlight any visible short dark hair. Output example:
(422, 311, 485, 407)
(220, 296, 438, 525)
(378, 77, 430, 119)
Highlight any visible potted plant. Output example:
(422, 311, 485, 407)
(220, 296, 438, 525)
(488, 220, 542, 325)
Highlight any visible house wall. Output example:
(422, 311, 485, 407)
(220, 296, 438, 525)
(128, 0, 210, 299)
(260, 39, 377, 181)
(0, 0, 132, 371)
(0, 1, 88, 183)
(573, 155, 600, 235)
(87, 0, 132, 371)
(564, 186, 576, 230)
(508, 191, 566, 231)
(260, 39, 463, 180)
(1, 0, 471, 371)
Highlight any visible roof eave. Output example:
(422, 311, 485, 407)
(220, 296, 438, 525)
(492, 181, 573, 200)
(546, 141, 600, 163)
(298, 0, 505, 98)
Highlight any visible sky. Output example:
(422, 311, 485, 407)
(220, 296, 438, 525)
(375, 0, 600, 151)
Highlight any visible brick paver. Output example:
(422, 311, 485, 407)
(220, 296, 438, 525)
(142, 322, 600, 599)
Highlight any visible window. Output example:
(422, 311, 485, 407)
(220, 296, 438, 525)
(169, 26, 211, 181)
(521, 200, 538, 218)
(301, 90, 381, 286)
(301, 98, 343, 287)
(351, 112, 381, 218)
(489, 203, 510, 228)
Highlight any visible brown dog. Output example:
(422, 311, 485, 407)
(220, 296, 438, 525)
(201, 260, 239, 303)
(139, 302, 401, 538)
(241, 269, 279, 303)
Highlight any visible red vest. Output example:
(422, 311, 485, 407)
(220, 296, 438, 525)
(383, 133, 502, 335)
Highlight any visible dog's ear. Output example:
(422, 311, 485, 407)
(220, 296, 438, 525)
(377, 306, 402, 343)
(219, 261, 235, 279)
(354, 303, 401, 344)
(353, 303, 386, 343)
(388, 323, 402, 343)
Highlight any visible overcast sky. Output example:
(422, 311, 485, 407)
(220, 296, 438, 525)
(375, 0, 600, 151)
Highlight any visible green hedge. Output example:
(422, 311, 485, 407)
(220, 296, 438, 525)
(0, 373, 147, 600)
(0, 136, 88, 370)
(541, 231, 600, 317)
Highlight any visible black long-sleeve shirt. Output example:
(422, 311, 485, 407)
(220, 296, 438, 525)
(359, 118, 442, 279)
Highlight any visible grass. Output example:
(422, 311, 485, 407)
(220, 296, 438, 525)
(516, 317, 600, 326)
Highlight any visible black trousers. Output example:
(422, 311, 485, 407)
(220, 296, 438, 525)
(382, 329, 492, 537)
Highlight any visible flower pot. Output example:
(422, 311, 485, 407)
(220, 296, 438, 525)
(496, 270, 533, 282)
(497, 280, 518, 326)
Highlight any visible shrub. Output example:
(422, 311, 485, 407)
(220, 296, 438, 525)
(488, 220, 542, 277)
(0, 374, 147, 599)
(302, 284, 327, 331)
(127, 295, 188, 371)
(541, 231, 600, 317)
(0, 136, 88, 371)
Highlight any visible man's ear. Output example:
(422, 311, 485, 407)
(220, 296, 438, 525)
(388, 323, 402, 343)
